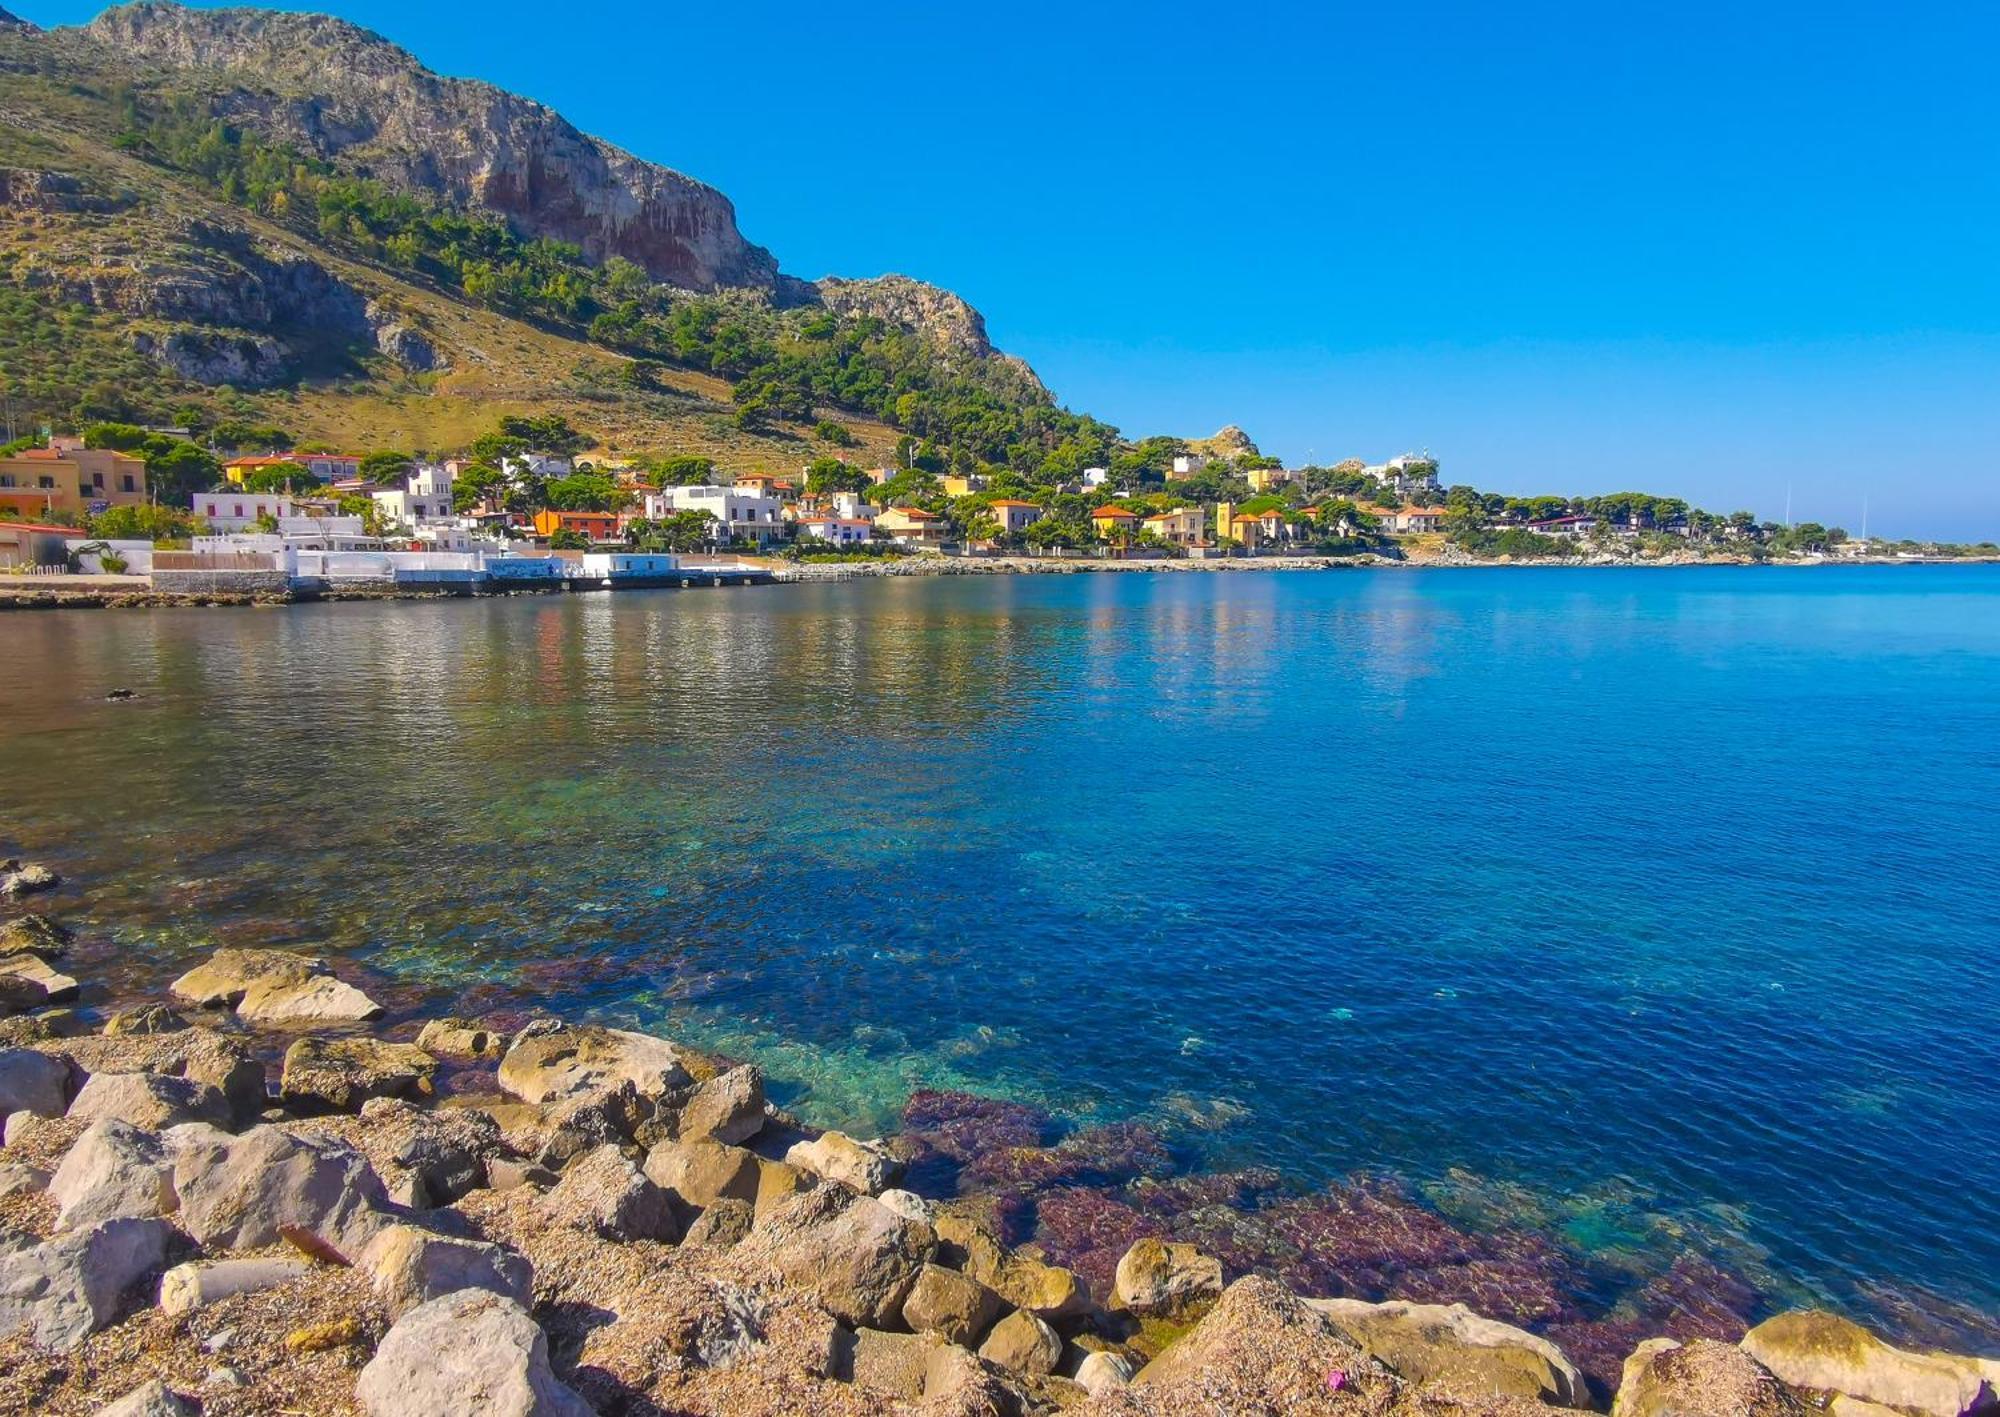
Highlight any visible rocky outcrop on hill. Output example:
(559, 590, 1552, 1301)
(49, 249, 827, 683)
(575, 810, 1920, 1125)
(0, 5, 32, 30)
(812, 275, 1051, 395)
(78, 1, 779, 292)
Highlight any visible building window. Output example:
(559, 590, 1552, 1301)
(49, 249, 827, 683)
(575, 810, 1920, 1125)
(121, 476, 136, 492)
(92, 473, 105, 487)
(38, 476, 54, 489)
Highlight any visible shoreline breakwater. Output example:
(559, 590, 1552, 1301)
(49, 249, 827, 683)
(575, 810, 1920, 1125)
(4, 862, 1998, 1415)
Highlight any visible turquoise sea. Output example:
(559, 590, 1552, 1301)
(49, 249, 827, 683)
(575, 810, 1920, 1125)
(3, 566, 1997, 1368)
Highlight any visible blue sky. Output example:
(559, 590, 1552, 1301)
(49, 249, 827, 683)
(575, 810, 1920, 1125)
(25, 0, 2000, 536)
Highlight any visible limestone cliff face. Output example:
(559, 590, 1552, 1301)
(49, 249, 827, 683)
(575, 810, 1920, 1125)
(814, 275, 1049, 398)
(78, 2, 779, 293)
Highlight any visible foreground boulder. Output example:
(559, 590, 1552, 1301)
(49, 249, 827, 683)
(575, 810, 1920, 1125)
(733, 1182, 935, 1328)
(1741, 1310, 1999, 1417)
(497, 1023, 693, 1105)
(902, 1261, 1003, 1345)
(977, 1306, 1062, 1376)
(1135, 1275, 1384, 1409)
(68, 1070, 229, 1129)
(47, 1118, 177, 1231)
(0, 1216, 175, 1350)
(1615, 1338, 1808, 1417)
(361, 1223, 534, 1319)
(675, 1063, 766, 1145)
(644, 1136, 761, 1208)
(355, 1288, 592, 1417)
(1308, 1295, 1586, 1407)
(837, 1326, 948, 1399)
(539, 1144, 678, 1242)
(170, 1123, 389, 1257)
(280, 1036, 438, 1113)
(786, 1128, 899, 1194)
(1113, 1237, 1224, 1317)
(0, 1046, 72, 1116)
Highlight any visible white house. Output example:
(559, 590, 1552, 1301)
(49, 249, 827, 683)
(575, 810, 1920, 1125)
(643, 485, 785, 547)
(192, 491, 302, 533)
(371, 463, 456, 525)
(796, 516, 875, 546)
(1171, 454, 1209, 476)
(1081, 467, 1110, 490)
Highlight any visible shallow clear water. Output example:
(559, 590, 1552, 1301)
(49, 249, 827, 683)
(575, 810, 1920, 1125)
(3, 566, 1997, 1336)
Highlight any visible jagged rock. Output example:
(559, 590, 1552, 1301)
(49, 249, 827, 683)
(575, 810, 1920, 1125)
(1615, 1337, 1809, 1417)
(96, 1378, 196, 1416)
(361, 1223, 534, 1319)
(733, 1182, 935, 1328)
(354, 1096, 502, 1208)
(366, 301, 441, 371)
(132, 327, 289, 388)
(1741, 1310, 1998, 1417)
(0, 1216, 175, 1350)
(933, 1209, 1008, 1281)
(280, 1036, 437, 1113)
(1134, 1275, 1380, 1409)
(0, 1160, 49, 1196)
(992, 1254, 1090, 1321)
(0, 1046, 72, 1115)
(1308, 1295, 1585, 1406)
(902, 1261, 1002, 1346)
(103, 1004, 190, 1037)
(159, 1255, 308, 1314)
(922, 1342, 1027, 1414)
(354, 1288, 592, 1416)
(977, 1306, 1061, 1376)
(47, 1118, 176, 1231)
(415, 1017, 508, 1060)
(540, 1144, 678, 1242)
(878, 1188, 931, 1224)
(533, 1079, 648, 1170)
(1076, 1348, 1136, 1395)
(644, 1137, 760, 1208)
(837, 1326, 948, 1399)
(754, 1156, 812, 1219)
(1114, 1237, 1224, 1317)
(786, 1128, 899, 1195)
(676, 1064, 765, 1145)
(169, 1122, 388, 1257)
(0, 914, 71, 957)
(53, 1027, 268, 1122)
(0, 861, 61, 898)
(0, 952, 79, 1010)
(682, 1197, 754, 1249)
(498, 1023, 693, 1105)
(68, 1070, 229, 1129)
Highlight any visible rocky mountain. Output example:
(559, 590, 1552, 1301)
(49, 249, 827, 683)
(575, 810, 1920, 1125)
(76, 2, 776, 293)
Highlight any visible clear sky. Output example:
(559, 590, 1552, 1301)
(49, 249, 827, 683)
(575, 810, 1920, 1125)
(23, 0, 2000, 537)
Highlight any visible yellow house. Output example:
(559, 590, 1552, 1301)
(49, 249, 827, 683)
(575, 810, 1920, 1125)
(875, 505, 949, 545)
(1142, 506, 1205, 546)
(0, 442, 148, 519)
(1245, 466, 1292, 493)
(941, 474, 987, 497)
(1090, 505, 1140, 542)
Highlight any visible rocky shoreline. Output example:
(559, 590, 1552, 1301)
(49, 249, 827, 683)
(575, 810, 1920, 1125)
(4, 866, 1999, 1416)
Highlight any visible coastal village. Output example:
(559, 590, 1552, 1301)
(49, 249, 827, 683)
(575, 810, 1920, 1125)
(0, 430, 1939, 599)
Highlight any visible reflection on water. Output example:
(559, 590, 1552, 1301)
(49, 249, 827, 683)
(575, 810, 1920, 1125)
(3, 567, 1999, 1351)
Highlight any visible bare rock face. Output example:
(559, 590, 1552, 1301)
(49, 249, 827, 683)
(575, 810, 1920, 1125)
(815, 276, 997, 358)
(130, 328, 288, 388)
(81, 3, 779, 293)
(0, 1216, 175, 1351)
(1614, 1338, 1808, 1417)
(0, 1047, 76, 1117)
(168, 1122, 389, 1258)
(68, 1070, 230, 1130)
(47, 1118, 177, 1231)
(539, 1144, 678, 1243)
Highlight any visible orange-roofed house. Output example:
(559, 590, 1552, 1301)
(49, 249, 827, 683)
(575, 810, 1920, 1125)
(988, 499, 1043, 535)
(1090, 505, 1140, 546)
(875, 505, 949, 546)
(1142, 506, 1204, 546)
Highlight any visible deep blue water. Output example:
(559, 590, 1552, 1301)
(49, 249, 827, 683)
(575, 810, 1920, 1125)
(3, 565, 1997, 1334)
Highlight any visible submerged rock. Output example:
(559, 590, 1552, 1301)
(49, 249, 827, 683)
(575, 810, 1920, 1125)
(0, 913, 72, 958)
(355, 1288, 592, 1417)
(0, 861, 61, 898)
